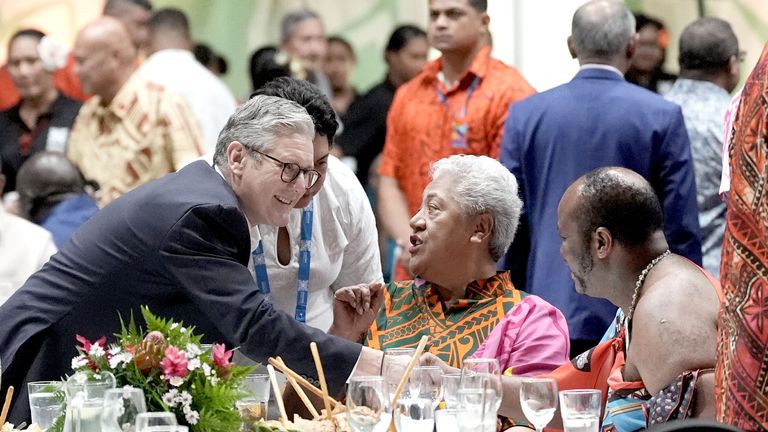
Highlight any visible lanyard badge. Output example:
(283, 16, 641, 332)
(437, 75, 481, 149)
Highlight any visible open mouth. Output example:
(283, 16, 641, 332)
(409, 234, 423, 253)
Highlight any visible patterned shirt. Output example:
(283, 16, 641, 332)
(67, 73, 203, 206)
(367, 271, 525, 368)
(665, 79, 730, 277)
(379, 45, 535, 216)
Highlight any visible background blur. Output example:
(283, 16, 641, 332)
(1, 0, 766, 98)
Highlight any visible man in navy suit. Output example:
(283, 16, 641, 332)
(500, 0, 701, 355)
(0, 95, 382, 423)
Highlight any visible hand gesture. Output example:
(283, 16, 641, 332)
(329, 282, 385, 341)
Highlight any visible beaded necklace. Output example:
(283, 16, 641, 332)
(624, 249, 670, 349)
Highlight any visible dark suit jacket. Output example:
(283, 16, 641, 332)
(0, 161, 361, 423)
(501, 67, 702, 342)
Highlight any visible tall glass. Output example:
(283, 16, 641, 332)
(408, 366, 442, 409)
(134, 412, 178, 432)
(434, 408, 459, 432)
(237, 373, 270, 429)
(346, 376, 390, 432)
(393, 397, 434, 432)
(456, 388, 497, 432)
(101, 387, 147, 432)
(459, 358, 502, 411)
(440, 374, 462, 409)
(519, 378, 557, 432)
(63, 371, 116, 432)
(380, 348, 416, 399)
(559, 389, 601, 432)
(28, 381, 65, 429)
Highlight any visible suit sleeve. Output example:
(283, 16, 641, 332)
(158, 205, 362, 392)
(654, 106, 703, 265)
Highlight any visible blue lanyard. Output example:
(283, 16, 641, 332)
(252, 198, 314, 322)
(436, 75, 481, 148)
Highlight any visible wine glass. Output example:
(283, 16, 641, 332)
(102, 386, 147, 432)
(408, 366, 442, 409)
(380, 347, 416, 399)
(135, 412, 178, 432)
(519, 378, 557, 432)
(346, 376, 390, 432)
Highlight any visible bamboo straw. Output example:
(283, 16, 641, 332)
(388, 335, 429, 432)
(0, 386, 14, 428)
(309, 342, 333, 420)
(267, 364, 289, 427)
(268, 357, 341, 407)
(285, 372, 321, 419)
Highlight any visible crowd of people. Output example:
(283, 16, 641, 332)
(0, 0, 766, 430)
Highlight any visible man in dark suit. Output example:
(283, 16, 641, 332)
(0, 95, 382, 423)
(500, 0, 701, 355)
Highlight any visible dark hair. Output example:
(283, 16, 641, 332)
(193, 43, 214, 66)
(467, 0, 488, 12)
(251, 77, 338, 142)
(634, 13, 664, 32)
(678, 17, 738, 74)
(103, 0, 152, 14)
(248, 46, 291, 91)
(327, 36, 356, 61)
(215, 54, 228, 75)
(8, 29, 46, 52)
(578, 167, 664, 247)
(149, 7, 189, 35)
(385, 24, 426, 53)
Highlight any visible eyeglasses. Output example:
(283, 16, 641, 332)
(253, 150, 321, 188)
(737, 50, 747, 63)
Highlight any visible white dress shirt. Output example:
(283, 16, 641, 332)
(256, 155, 383, 331)
(140, 49, 238, 153)
(0, 207, 57, 304)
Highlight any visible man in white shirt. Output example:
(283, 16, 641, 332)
(252, 77, 382, 332)
(139, 8, 237, 153)
(0, 161, 56, 304)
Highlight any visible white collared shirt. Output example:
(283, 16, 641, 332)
(579, 63, 625, 77)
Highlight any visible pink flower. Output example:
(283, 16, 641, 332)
(212, 344, 233, 370)
(161, 346, 188, 379)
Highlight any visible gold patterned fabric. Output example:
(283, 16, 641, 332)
(67, 73, 203, 206)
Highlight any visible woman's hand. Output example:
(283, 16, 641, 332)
(328, 282, 384, 340)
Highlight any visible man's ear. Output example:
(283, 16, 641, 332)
(593, 227, 613, 259)
(470, 213, 494, 244)
(226, 141, 248, 176)
(625, 33, 639, 61)
(567, 36, 577, 59)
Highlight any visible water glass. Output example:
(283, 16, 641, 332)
(408, 366, 442, 408)
(346, 376, 390, 432)
(440, 374, 462, 409)
(28, 381, 65, 429)
(101, 387, 147, 432)
(519, 378, 557, 432)
(139, 427, 188, 432)
(393, 398, 434, 432)
(460, 358, 502, 412)
(135, 412, 178, 432)
(434, 408, 459, 432)
(559, 389, 601, 432)
(456, 388, 497, 432)
(380, 348, 416, 399)
(237, 373, 270, 427)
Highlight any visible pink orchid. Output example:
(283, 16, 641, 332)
(212, 343, 233, 370)
(160, 346, 188, 379)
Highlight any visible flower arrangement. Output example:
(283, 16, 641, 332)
(62, 306, 254, 431)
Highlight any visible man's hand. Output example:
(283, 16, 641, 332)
(420, 352, 460, 375)
(328, 282, 385, 340)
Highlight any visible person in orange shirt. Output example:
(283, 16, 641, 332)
(0, 0, 153, 111)
(377, 0, 536, 280)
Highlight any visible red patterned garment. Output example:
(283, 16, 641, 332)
(716, 41, 768, 431)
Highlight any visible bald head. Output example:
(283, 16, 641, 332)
(570, 0, 636, 66)
(16, 152, 86, 222)
(73, 17, 137, 103)
(562, 167, 663, 247)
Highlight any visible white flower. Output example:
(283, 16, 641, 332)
(185, 343, 202, 358)
(170, 322, 179, 330)
(169, 376, 184, 387)
(37, 36, 68, 71)
(179, 327, 187, 334)
(187, 358, 201, 371)
(178, 391, 193, 407)
(209, 376, 219, 385)
(162, 389, 179, 407)
(184, 409, 200, 425)
(71, 355, 88, 369)
(201, 363, 212, 376)
(108, 345, 122, 356)
(74, 372, 88, 384)
(88, 343, 105, 357)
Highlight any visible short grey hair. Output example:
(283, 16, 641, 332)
(213, 95, 315, 169)
(430, 155, 523, 261)
(281, 9, 321, 43)
(571, 0, 635, 60)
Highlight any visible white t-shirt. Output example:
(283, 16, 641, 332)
(256, 155, 383, 331)
(0, 208, 57, 304)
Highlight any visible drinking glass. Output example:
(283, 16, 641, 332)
(28, 381, 64, 429)
(519, 378, 557, 432)
(101, 387, 147, 432)
(393, 398, 434, 432)
(559, 389, 601, 432)
(434, 408, 459, 432)
(456, 388, 497, 432)
(460, 358, 502, 411)
(380, 348, 416, 399)
(440, 374, 462, 409)
(139, 427, 188, 432)
(135, 412, 178, 432)
(63, 371, 116, 432)
(237, 373, 270, 428)
(408, 366, 442, 408)
(346, 376, 390, 432)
